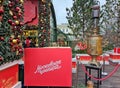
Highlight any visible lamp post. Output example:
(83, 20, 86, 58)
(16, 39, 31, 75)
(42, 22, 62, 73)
(87, 0, 102, 67)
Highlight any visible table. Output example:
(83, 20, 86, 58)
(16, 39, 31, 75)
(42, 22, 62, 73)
(85, 64, 102, 88)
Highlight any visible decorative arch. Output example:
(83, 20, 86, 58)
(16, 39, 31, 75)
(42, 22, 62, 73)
(50, 1, 57, 42)
(50, 1, 69, 43)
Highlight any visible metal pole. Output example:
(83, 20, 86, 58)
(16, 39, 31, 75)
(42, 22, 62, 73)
(102, 52, 108, 76)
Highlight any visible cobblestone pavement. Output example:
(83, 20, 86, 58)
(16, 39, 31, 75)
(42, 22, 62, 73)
(72, 63, 120, 88)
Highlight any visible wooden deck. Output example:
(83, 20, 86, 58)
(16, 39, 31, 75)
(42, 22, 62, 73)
(72, 63, 120, 88)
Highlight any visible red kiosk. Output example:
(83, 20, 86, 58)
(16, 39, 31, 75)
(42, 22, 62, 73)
(24, 47, 72, 87)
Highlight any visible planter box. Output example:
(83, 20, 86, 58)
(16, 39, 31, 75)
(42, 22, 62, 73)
(0, 61, 20, 87)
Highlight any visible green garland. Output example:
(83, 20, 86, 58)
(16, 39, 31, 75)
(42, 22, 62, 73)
(0, 0, 24, 65)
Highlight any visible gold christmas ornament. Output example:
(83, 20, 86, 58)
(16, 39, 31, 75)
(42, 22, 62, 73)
(20, 0, 24, 3)
(42, 0, 46, 3)
(0, 0, 3, 4)
(15, 20, 19, 25)
(12, 39, 17, 44)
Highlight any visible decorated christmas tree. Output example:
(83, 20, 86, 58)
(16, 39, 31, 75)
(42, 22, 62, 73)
(0, 0, 24, 65)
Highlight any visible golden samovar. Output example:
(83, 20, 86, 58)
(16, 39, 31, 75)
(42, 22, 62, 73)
(87, 3, 102, 67)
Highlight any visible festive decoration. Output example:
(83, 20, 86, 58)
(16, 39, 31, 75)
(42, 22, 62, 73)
(20, 0, 24, 4)
(0, 0, 24, 65)
(12, 39, 17, 44)
(42, 0, 46, 3)
(0, 6, 4, 14)
(15, 20, 19, 25)
(0, 1, 4, 21)
(38, 0, 50, 47)
(77, 42, 87, 50)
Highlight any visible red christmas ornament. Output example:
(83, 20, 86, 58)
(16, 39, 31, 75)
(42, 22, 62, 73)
(0, 37, 4, 41)
(19, 48, 23, 53)
(12, 22, 16, 26)
(17, 39, 20, 43)
(16, 7, 20, 12)
(8, 19, 12, 24)
(0, 56, 3, 61)
(9, 37, 13, 42)
(10, 43, 14, 47)
(0, 9, 4, 14)
(15, 46, 19, 50)
(18, 13, 22, 17)
(8, 1, 14, 7)
(16, 0, 19, 2)
(8, 3, 13, 7)
(13, 15, 17, 19)
(19, 22, 24, 26)
(8, 4, 12, 8)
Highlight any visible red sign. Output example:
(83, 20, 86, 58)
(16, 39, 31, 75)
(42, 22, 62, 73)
(0, 64, 18, 87)
(24, 48, 72, 87)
